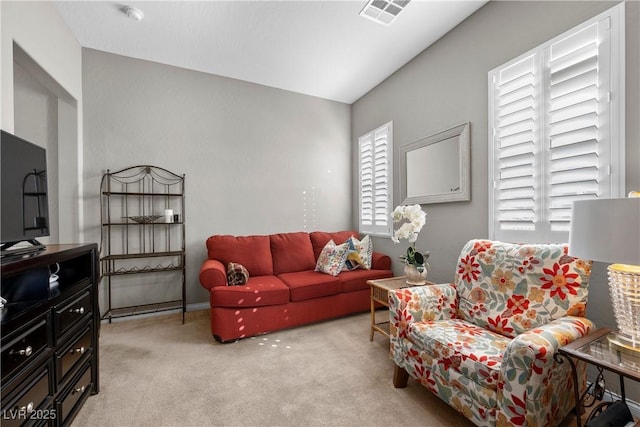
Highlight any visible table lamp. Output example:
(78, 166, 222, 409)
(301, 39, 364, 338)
(568, 197, 640, 355)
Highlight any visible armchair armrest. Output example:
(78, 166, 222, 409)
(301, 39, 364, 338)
(371, 251, 391, 270)
(199, 259, 227, 291)
(498, 316, 596, 425)
(388, 284, 458, 339)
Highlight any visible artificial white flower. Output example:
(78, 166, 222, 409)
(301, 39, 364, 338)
(391, 204, 426, 241)
(390, 204, 428, 267)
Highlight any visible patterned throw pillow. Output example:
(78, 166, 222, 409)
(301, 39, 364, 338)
(315, 240, 348, 276)
(343, 235, 373, 270)
(227, 262, 249, 285)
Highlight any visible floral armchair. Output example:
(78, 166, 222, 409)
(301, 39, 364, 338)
(389, 239, 595, 426)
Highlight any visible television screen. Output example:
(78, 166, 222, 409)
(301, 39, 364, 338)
(1, 130, 50, 250)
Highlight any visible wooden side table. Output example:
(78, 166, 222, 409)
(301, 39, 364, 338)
(556, 327, 640, 427)
(367, 276, 435, 341)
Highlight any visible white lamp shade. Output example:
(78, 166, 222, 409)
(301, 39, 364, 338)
(568, 198, 640, 265)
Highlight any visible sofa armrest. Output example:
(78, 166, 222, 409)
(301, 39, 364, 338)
(371, 251, 391, 270)
(199, 259, 227, 290)
(498, 316, 596, 425)
(388, 284, 458, 339)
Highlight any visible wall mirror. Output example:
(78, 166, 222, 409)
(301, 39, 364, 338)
(400, 122, 470, 205)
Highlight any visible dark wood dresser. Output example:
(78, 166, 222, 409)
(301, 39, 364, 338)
(1, 244, 99, 426)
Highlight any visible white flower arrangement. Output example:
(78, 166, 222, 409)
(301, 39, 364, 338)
(391, 204, 426, 243)
(391, 204, 429, 269)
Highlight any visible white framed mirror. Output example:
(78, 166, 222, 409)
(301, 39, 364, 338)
(400, 122, 470, 205)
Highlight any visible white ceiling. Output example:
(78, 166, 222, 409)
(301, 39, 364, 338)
(53, 0, 487, 104)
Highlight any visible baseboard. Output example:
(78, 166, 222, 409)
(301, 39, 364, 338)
(100, 302, 209, 323)
(187, 302, 210, 312)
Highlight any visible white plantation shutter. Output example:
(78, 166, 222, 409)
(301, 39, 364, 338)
(359, 122, 393, 236)
(492, 54, 539, 234)
(548, 22, 604, 231)
(489, 4, 624, 243)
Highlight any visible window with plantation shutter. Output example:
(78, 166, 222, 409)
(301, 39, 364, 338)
(359, 121, 393, 236)
(489, 4, 624, 243)
(491, 54, 539, 234)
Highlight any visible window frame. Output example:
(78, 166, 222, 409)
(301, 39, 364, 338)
(488, 4, 625, 243)
(358, 121, 393, 237)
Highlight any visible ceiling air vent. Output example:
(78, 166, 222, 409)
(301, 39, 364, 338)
(359, 0, 411, 26)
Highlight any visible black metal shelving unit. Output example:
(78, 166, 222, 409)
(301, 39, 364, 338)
(100, 165, 186, 323)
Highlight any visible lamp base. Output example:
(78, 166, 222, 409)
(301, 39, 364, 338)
(607, 264, 640, 357)
(607, 332, 640, 356)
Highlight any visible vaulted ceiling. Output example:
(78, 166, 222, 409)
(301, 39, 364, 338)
(53, 1, 487, 103)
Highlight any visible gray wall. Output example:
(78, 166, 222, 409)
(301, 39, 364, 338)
(82, 49, 352, 306)
(13, 60, 60, 245)
(1, 1, 83, 245)
(352, 0, 639, 401)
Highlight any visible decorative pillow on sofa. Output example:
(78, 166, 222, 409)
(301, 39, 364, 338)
(343, 235, 373, 270)
(310, 231, 357, 260)
(227, 262, 249, 285)
(315, 240, 348, 276)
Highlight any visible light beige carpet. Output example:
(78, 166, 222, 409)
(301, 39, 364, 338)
(72, 310, 584, 427)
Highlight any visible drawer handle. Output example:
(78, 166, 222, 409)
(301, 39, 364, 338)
(73, 385, 86, 394)
(70, 346, 86, 355)
(11, 345, 33, 357)
(70, 307, 85, 314)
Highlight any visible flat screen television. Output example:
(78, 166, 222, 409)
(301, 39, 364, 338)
(1, 130, 50, 256)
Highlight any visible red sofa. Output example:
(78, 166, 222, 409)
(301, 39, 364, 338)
(199, 230, 393, 342)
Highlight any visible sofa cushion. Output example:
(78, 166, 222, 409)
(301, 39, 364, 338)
(408, 318, 508, 391)
(270, 232, 316, 275)
(310, 230, 357, 260)
(339, 269, 394, 293)
(277, 271, 341, 302)
(210, 275, 289, 308)
(206, 235, 273, 276)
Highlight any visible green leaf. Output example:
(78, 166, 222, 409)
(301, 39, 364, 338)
(518, 371, 530, 384)
(406, 246, 415, 262)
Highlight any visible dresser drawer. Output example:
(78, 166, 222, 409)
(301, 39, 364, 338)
(0, 362, 52, 427)
(1, 317, 49, 383)
(55, 324, 92, 388)
(54, 291, 90, 341)
(57, 363, 91, 423)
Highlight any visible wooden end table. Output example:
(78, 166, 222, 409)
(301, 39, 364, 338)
(556, 327, 640, 427)
(367, 276, 435, 341)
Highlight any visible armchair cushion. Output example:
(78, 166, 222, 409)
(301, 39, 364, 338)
(407, 319, 508, 390)
(455, 239, 591, 339)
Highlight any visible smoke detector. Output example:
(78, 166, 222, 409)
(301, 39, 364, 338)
(123, 6, 144, 21)
(359, 0, 411, 26)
